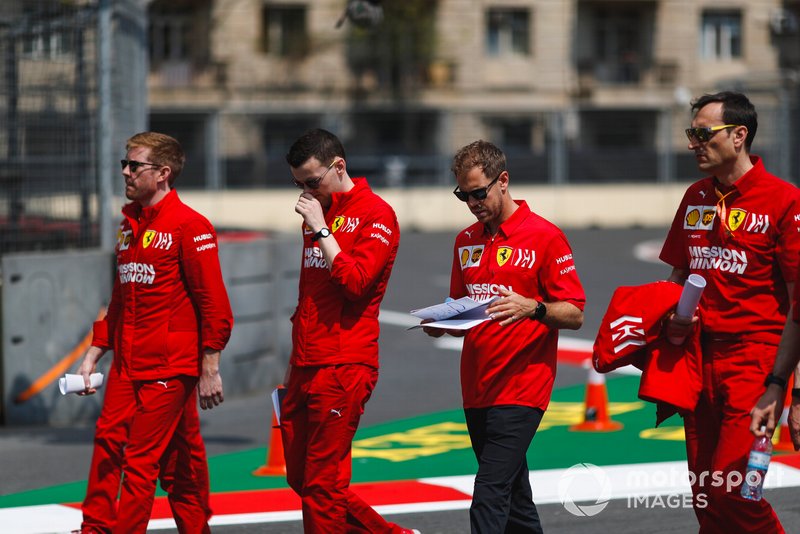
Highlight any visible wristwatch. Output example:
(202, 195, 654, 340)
(531, 300, 547, 321)
(764, 373, 788, 390)
(311, 228, 331, 242)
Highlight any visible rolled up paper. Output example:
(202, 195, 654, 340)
(669, 274, 706, 344)
(59, 373, 104, 395)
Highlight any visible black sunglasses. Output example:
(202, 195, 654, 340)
(684, 124, 740, 143)
(292, 159, 338, 190)
(121, 159, 161, 173)
(453, 172, 502, 202)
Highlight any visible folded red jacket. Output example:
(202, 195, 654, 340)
(593, 280, 702, 426)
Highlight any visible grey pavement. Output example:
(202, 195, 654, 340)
(3, 228, 800, 533)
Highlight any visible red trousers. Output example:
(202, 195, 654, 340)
(684, 338, 785, 534)
(82, 367, 211, 533)
(82, 368, 210, 534)
(281, 364, 405, 534)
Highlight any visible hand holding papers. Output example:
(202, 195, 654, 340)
(59, 373, 104, 395)
(410, 296, 498, 330)
(669, 274, 706, 345)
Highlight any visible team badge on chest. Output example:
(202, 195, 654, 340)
(496, 246, 513, 267)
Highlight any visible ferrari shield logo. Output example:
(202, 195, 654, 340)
(728, 209, 747, 232)
(331, 216, 345, 233)
(142, 230, 156, 248)
(496, 246, 513, 267)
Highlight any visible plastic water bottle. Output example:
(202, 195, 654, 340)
(740, 427, 772, 501)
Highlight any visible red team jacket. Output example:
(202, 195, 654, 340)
(660, 156, 800, 344)
(92, 190, 233, 380)
(450, 201, 585, 410)
(290, 178, 399, 368)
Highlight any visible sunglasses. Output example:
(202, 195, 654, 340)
(453, 172, 502, 202)
(684, 124, 740, 143)
(292, 159, 338, 190)
(121, 159, 161, 173)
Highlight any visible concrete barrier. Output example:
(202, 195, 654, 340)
(0, 235, 300, 426)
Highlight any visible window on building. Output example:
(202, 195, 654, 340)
(701, 10, 742, 60)
(20, 2, 77, 59)
(149, 9, 192, 67)
(260, 5, 308, 58)
(486, 8, 530, 57)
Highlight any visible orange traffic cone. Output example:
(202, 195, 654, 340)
(569, 366, 623, 432)
(253, 391, 287, 476)
(774, 376, 795, 452)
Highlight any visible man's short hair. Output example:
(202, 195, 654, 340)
(691, 91, 758, 150)
(286, 128, 346, 168)
(451, 140, 506, 180)
(126, 132, 185, 186)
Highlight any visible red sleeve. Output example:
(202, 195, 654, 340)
(660, 193, 691, 270)
(538, 231, 585, 310)
(329, 205, 399, 300)
(92, 272, 121, 350)
(180, 218, 233, 351)
(775, 187, 800, 285)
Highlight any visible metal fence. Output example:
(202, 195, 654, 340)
(0, 0, 146, 256)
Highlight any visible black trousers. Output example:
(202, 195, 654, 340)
(464, 405, 545, 534)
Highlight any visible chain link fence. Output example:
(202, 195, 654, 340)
(0, 0, 146, 255)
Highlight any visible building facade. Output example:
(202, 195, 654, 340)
(147, 0, 800, 188)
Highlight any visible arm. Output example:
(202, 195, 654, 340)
(664, 267, 699, 344)
(486, 288, 584, 329)
(181, 220, 234, 410)
(78, 273, 122, 395)
(295, 192, 342, 269)
(76, 345, 107, 395)
(486, 230, 585, 330)
(295, 193, 398, 300)
(751, 282, 800, 442)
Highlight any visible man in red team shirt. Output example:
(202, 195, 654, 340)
(425, 140, 585, 533)
(76, 132, 233, 533)
(281, 129, 417, 534)
(661, 92, 800, 532)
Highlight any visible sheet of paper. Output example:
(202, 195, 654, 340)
(408, 317, 489, 330)
(411, 296, 495, 322)
(271, 387, 284, 424)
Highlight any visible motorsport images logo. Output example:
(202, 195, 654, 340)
(557, 463, 612, 517)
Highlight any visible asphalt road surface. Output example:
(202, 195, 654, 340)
(3, 228, 800, 533)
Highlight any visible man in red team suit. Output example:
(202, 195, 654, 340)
(76, 132, 233, 533)
(281, 128, 417, 533)
(425, 140, 585, 533)
(661, 92, 800, 533)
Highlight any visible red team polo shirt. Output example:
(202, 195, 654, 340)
(450, 201, 585, 410)
(660, 156, 800, 344)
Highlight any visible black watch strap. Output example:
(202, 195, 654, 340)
(531, 301, 547, 321)
(311, 228, 331, 242)
(764, 373, 788, 390)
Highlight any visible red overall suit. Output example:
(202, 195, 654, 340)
(281, 178, 402, 533)
(90, 190, 232, 533)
